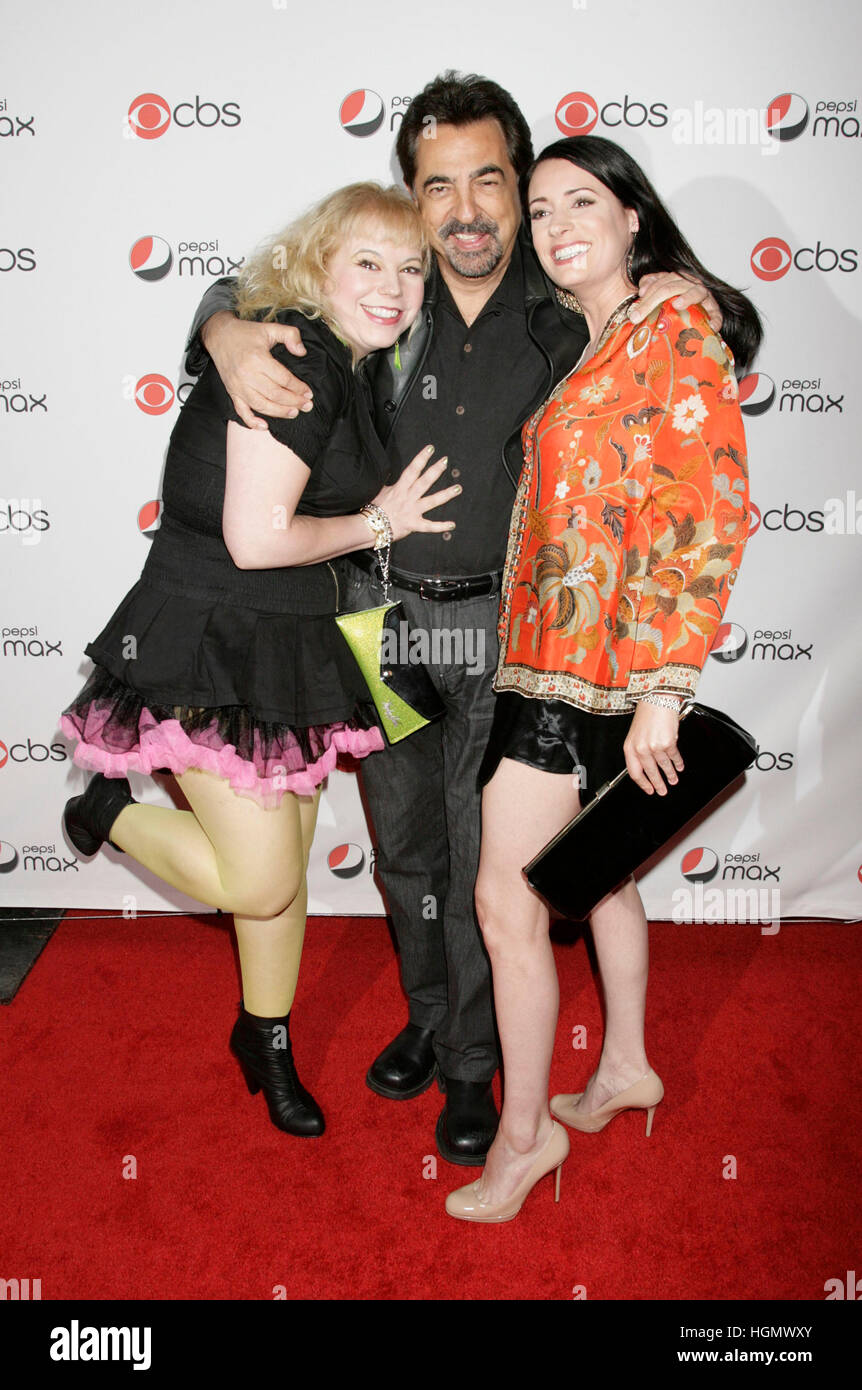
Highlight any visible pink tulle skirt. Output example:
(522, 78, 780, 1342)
(61, 667, 383, 809)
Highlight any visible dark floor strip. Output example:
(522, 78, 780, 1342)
(0, 909, 65, 1004)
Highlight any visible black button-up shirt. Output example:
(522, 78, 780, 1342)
(389, 240, 549, 577)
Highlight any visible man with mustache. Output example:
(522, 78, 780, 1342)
(185, 72, 720, 1164)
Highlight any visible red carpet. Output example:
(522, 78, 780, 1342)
(1, 911, 859, 1301)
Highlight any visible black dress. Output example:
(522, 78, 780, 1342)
(61, 311, 392, 805)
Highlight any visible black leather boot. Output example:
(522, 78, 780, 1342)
(63, 773, 136, 855)
(230, 1004, 324, 1137)
(366, 1022, 439, 1099)
(436, 1079, 499, 1165)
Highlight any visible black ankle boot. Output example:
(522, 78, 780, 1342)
(230, 1004, 325, 1137)
(63, 773, 137, 856)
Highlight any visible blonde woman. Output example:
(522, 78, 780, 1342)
(61, 183, 458, 1137)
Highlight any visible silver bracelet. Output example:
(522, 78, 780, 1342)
(638, 691, 684, 711)
(359, 503, 393, 551)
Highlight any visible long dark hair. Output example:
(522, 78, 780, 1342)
(527, 135, 762, 372)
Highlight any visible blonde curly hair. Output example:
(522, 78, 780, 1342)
(235, 182, 430, 347)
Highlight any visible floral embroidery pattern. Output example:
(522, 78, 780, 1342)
(496, 303, 750, 713)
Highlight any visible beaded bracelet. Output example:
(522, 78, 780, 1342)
(638, 691, 684, 711)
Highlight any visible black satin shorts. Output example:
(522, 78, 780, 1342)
(478, 691, 630, 805)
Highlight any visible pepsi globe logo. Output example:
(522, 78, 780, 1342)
(0, 840, 18, 873)
(128, 93, 171, 140)
(738, 372, 776, 415)
(555, 91, 599, 136)
(134, 374, 174, 415)
(138, 500, 162, 535)
(709, 623, 748, 662)
(681, 847, 720, 884)
(327, 843, 365, 877)
(340, 90, 384, 138)
(751, 237, 792, 281)
(766, 92, 810, 141)
(130, 236, 173, 281)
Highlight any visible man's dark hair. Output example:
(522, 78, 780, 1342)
(395, 70, 534, 188)
(528, 135, 763, 372)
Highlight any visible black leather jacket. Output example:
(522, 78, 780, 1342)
(185, 227, 589, 492)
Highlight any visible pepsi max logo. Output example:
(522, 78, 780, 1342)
(766, 92, 809, 141)
(127, 93, 241, 140)
(134, 374, 174, 415)
(555, 91, 599, 136)
(138, 500, 162, 535)
(0, 840, 18, 872)
(709, 623, 748, 662)
(340, 90, 385, 138)
(130, 236, 173, 281)
(681, 847, 719, 883)
(738, 373, 776, 416)
(327, 843, 365, 878)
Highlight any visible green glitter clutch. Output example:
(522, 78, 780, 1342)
(335, 601, 445, 745)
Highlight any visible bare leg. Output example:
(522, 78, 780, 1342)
(473, 757, 581, 1205)
(571, 877, 652, 1114)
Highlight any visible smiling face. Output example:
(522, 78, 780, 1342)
(322, 224, 426, 358)
(410, 118, 522, 281)
(527, 159, 638, 307)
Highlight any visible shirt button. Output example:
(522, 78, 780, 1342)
(463, 343, 472, 353)
(455, 405, 465, 416)
(451, 468, 460, 478)
(442, 532, 452, 541)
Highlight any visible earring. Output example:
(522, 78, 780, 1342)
(625, 240, 635, 283)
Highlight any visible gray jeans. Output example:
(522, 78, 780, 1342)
(341, 563, 500, 1082)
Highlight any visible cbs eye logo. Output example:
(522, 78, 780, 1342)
(750, 238, 792, 281)
(134, 374, 175, 415)
(554, 91, 599, 136)
(751, 236, 858, 280)
(127, 92, 241, 140)
(128, 93, 171, 140)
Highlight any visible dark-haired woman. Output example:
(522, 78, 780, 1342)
(445, 136, 760, 1221)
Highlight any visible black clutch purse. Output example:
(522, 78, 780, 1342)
(523, 702, 758, 921)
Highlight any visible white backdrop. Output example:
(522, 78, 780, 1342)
(2, 0, 860, 922)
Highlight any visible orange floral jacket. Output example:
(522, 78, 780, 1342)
(495, 301, 749, 712)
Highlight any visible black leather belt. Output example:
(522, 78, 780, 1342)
(349, 549, 502, 602)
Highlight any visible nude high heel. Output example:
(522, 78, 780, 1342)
(550, 1068, 664, 1136)
(444, 1121, 569, 1223)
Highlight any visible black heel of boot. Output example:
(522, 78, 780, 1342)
(63, 773, 136, 856)
(229, 1004, 324, 1137)
(236, 1058, 262, 1096)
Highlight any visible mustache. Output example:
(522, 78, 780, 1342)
(439, 215, 499, 240)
